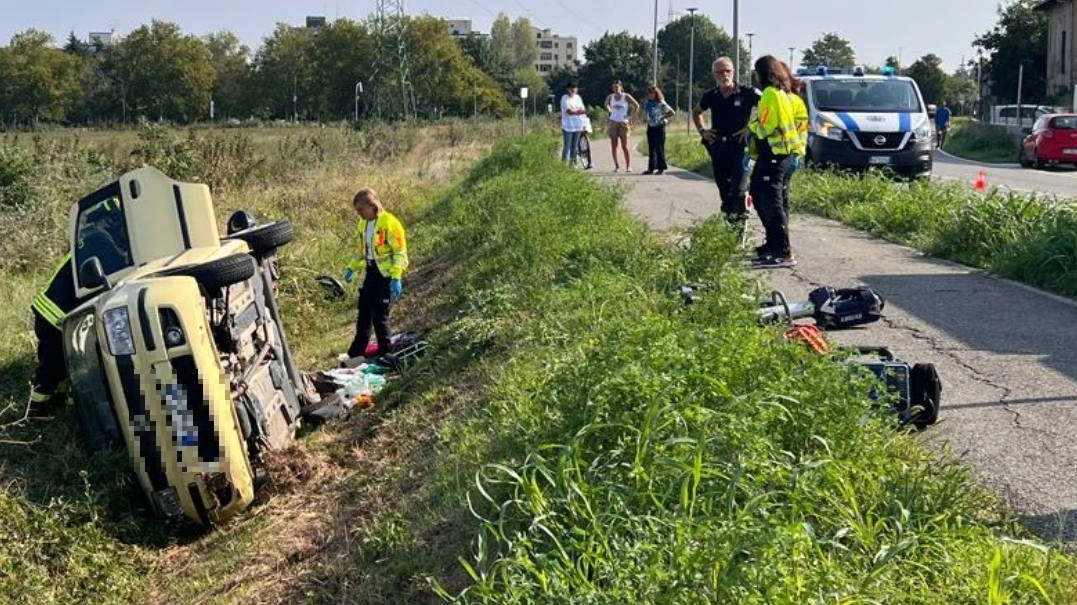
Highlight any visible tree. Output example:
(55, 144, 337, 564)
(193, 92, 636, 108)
(63, 32, 95, 59)
(577, 32, 653, 107)
(510, 17, 538, 71)
(974, 0, 1047, 103)
(906, 54, 948, 104)
(801, 33, 856, 68)
(884, 56, 900, 71)
(0, 30, 84, 125)
(110, 21, 215, 122)
(248, 24, 316, 120)
(657, 14, 741, 109)
(307, 19, 374, 120)
(203, 31, 251, 119)
(487, 13, 515, 84)
(404, 17, 511, 117)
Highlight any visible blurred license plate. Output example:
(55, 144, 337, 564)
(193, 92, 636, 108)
(1064, 149, 1077, 155)
(869, 156, 891, 165)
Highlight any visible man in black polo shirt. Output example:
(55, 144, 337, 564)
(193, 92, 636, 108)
(692, 56, 761, 229)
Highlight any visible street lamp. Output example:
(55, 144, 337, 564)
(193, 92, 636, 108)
(745, 33, 755, 82)
(686, 7, 698, 135)
(732, 0, 739, 87)
(788, 47, 796, 68)
(354, 81, 364, 122)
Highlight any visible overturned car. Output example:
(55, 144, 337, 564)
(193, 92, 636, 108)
(61, 166, 319, 526)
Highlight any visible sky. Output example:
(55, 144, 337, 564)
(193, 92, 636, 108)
(0, 0, 1001, 73)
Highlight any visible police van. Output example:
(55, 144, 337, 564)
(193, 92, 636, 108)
(798, 66, 934, 178)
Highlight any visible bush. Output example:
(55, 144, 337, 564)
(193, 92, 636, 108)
(0, 146, 33, 208)
(946, 120, 1019, 163)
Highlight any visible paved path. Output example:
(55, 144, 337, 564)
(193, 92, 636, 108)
(934, 149, 1077, 199)
(590, 139, 1077, 545)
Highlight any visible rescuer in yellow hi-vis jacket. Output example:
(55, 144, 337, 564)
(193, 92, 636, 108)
(747, 55, 805, 268)
(344, 188, 409, 358)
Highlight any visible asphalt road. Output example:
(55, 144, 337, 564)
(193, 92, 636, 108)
(592, 141, 1077, 546)
(934, 149, 1077, 199)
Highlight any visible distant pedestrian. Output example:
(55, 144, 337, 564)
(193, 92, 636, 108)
(935, 101, 952, 148)
(560, 80, 588, 165)
(693, 56, 761, 229)
(747, 55, 804, 268)
(604, 80, 641, 172)
(643, 85, 675, 175)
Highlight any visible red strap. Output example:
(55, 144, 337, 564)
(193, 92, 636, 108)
(785, 325, 830, 355)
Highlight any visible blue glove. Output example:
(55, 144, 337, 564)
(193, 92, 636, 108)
(389, 278, 402, 300)
(343, 268, 354, 284)
(787, 155, 801, 177)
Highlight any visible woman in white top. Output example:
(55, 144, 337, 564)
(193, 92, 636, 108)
(604, 80, 641, 173)
(560, 80, 588, 164)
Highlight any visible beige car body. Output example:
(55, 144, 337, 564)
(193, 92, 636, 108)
(62, 166, 308, 525)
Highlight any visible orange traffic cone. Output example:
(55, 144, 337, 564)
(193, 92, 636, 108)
(972, 169, 988, 192)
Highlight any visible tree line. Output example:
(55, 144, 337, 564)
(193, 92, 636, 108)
(0, 3, 1045, 128)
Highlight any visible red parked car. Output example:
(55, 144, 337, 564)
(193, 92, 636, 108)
(1019, 113, 1077, 168)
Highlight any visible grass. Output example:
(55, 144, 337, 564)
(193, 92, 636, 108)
(1, 123, 1076, 603)
(943, 117, 1021, 164)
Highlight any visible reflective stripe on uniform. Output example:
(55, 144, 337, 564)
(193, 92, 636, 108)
(29, 389, 52, 403)
(32, 293, 65, 327)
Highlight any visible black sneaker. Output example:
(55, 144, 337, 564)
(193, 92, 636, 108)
(754, 255, 797, 268)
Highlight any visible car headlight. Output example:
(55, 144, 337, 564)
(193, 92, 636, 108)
(102, 307, 135, 356)
(817, 120, 845, 141)
(914, 123, 933, 143)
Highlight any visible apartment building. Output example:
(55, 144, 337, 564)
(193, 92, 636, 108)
(533, 27, 578, 74)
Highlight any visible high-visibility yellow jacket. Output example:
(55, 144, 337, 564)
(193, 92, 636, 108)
(790, 92, 809, 154)
(748, 86, 804, 157)
(346, 210, 409, 279)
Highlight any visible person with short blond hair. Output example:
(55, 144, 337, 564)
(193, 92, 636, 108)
(343, 187, 409, 358)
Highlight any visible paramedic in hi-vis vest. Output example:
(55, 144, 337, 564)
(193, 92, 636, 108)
(344, 188, 409, 359)
(747, 55, 806, 268)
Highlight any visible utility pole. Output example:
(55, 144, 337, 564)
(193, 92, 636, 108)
(976, 52, 983, 118)
(675, 55, 680, 111)
(732, 0, 740, 85)
(354, 81, 363, 122)
(1016, 62, 1025, 128)
(788, 47, 795, 68)
(687, 7, 697, 134)
(652, 0, 659, 83)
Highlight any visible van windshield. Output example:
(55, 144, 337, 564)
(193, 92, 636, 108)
(812, 79, 922, 113)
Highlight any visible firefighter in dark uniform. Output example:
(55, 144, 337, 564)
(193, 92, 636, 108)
(29, 198, 126, 407)
(692, 56, 761, 229)
(29, 253, 83, 407)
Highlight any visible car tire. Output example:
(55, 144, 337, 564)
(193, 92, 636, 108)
(161, 253, 256, 290)
(1018, 152, 1032, 168)
(227, 220, 294, 258)
(909, 362, 941, 430)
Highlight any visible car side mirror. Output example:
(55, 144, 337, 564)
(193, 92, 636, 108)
(1021, 127, 1032, 135)
(79, 257, 111, 291)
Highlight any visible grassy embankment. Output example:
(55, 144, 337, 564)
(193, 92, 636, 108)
(1, 125, 1076, 603)
(943, 116, 1021, 164)
(665, 132, 1077, 298)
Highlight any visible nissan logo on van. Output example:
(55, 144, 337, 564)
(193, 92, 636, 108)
(873, 135, 887, 146)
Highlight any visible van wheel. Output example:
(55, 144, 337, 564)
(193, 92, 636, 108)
(162, 254, 256, 290)
(909, 363, 941, 429)
(228, 221, 294, 257)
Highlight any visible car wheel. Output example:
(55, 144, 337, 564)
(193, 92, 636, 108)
(161, 253, 256, 290)
(909, 362, 941, 430)
(1018, 151, 1032, 168)
(227, 220, 294, 258)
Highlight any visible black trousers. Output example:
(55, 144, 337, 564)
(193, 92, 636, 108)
(705, 140, 748, 222)
(347, 264, 393, 358)
(32, 309, 67, 396)
(750, 152, 793, 257)
(646, 125, 667, 171)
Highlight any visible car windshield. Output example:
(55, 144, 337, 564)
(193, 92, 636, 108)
(1051, 116, 1077, 129)
(74, 182, 133, 283)
(812, 79, 922, 113)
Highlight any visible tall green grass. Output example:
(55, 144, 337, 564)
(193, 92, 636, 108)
(404, 136, 1077, 603)
(945, 118, 1020, 164)
(665, 132, 1077, 298)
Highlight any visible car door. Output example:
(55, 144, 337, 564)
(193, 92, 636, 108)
(1025, 117, 1046, 158)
